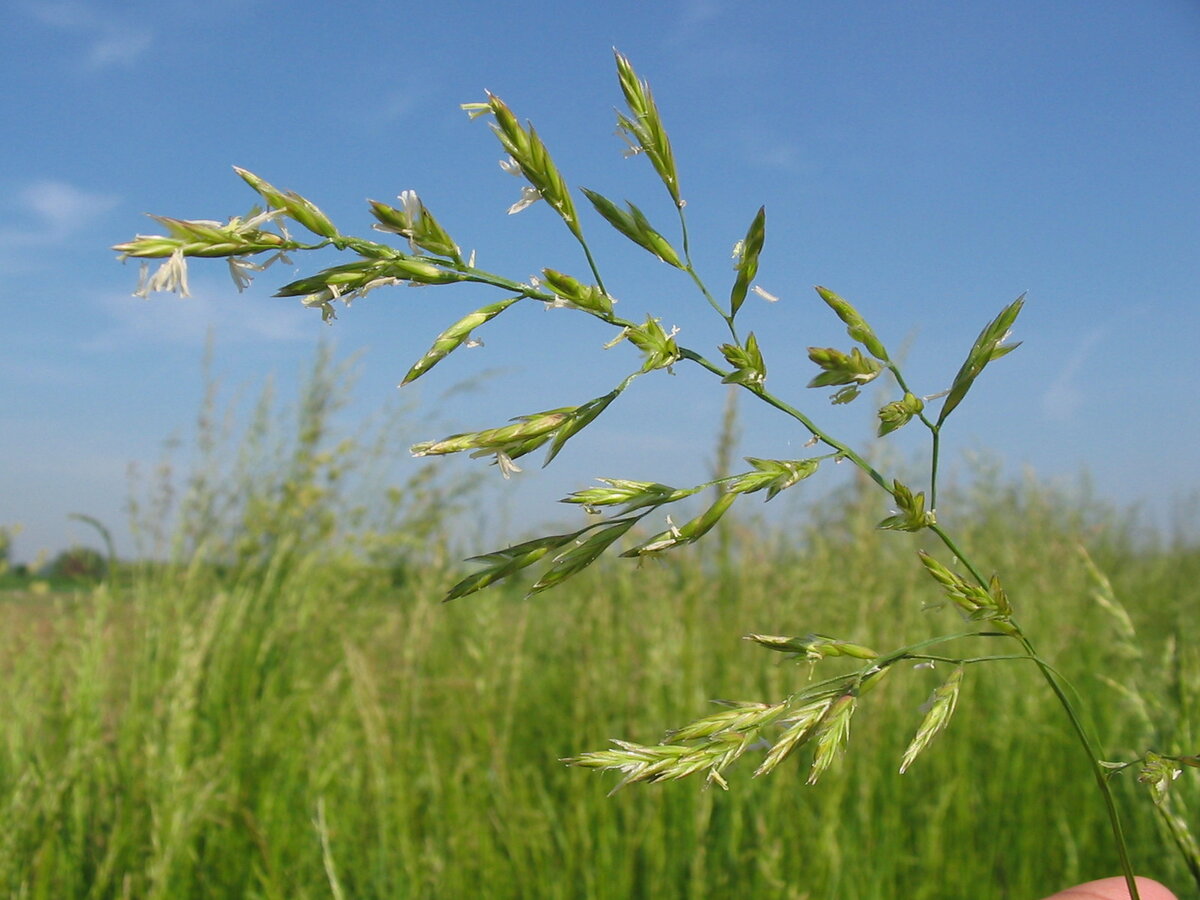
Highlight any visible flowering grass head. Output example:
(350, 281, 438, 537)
(115, 50, 1195, 899)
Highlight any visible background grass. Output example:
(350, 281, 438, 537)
(1, 356, 1196, 899)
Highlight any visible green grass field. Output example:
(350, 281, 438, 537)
(2, 477, 1196, 899)
(2, 358, 1196, 899)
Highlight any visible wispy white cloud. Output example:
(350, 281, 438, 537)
(20, 0, 92, 29)
(0, 355, 85, 388)
(19, 0, 154, 70)
(89, 277, 315, 350)
(345, 87, 420, 136)
(1040, 326, 1105, 422)
(666, 0, 725, 47)
(85, 27, 153, 69)
(744, 135, 801, 171)
(679, 0, 723, 30)
(17, 180, 120, 237)
(732, 119, 806, 172)
(379, 90, 416, 122)
(0, 180, 120, 271)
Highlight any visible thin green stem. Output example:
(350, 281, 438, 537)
(927, 523, 988, 589)
(904, 653, 1037, 666)
(882, 364, 937, 434)
(900, 521, 1140, 899)
(675, 348, 890, 491)
(903, 631, 1143, 899)
(685, 264, 737, 338)
(460, 266, 639, 329)
(885, 362, 916, 397)
(337, 236, 398, 258)
(929, 427, 942, 511)
(744, 386, 891, 493)
(927, 487, 1136, 893)
(676, 204, 738, 340)
(871, 630, 1006, 668)
(1016, 633, 1142, 900)
(676, 202, 692, 261)
(575, 233, 609, 298)
(883, 361, 941, 507)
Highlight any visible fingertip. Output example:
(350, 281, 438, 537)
(1044, 876, 1177, 900)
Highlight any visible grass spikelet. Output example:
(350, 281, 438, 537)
(900, 665, 964, 774)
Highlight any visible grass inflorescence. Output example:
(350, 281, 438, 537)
(103, 50, 1200, 897)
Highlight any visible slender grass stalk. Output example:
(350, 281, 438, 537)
(1020, 634, 1142, 900)
(106, 50, 1197, 899)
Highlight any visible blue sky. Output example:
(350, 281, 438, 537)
(3, 0, 1199, 563)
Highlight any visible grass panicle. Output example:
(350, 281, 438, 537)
(106, 49, 1200, 899)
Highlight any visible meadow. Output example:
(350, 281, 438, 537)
(1, 359, 1196, 899)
